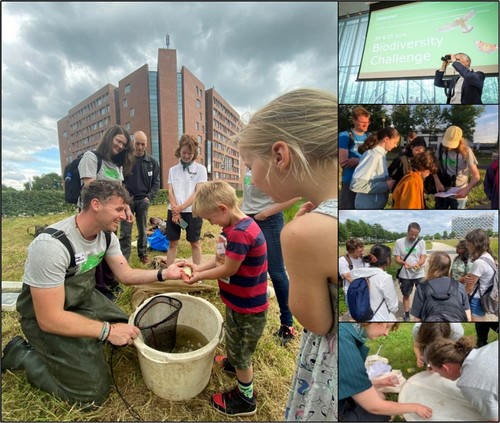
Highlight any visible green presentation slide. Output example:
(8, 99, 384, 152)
(358, 1, 498, 80)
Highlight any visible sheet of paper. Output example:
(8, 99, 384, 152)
(434, 186, 461, 198)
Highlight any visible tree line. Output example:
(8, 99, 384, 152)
(339, 219, 497, 243)
(339, 104, 486, 143)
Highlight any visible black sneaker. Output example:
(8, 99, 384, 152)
(274, 324, 297, 345)
(211, 386, 256, 416)
(1, 336, 33, 372)
(404, 313, 410, 322)
(214, 355, 236, 376)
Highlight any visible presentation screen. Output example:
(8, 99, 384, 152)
(358, 1, 498, 80)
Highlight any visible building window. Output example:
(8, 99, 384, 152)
(130, 108, 135, 117)
(196, 99, 201, 108)
(123, 98, 128, 107)
(196, 122, 199, 131)
(125, 83, 131, 94)
(125, 122, 131, 131)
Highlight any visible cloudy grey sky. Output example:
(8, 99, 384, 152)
(340, 210, 499, 236)
(2, 2, 337, 189)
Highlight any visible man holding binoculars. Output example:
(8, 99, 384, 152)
(434, 53, 485, 104)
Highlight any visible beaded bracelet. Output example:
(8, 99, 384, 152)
(157, 268, 165, 282)
(99, 321, 111, 342)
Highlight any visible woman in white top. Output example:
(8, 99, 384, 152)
(349, 244, 399, 321)
(464, 229, 498, 321)
(350, 128, 400, 210)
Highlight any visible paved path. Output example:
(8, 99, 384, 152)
(427, 241, 456, 258)
(340, 242, 497, 322)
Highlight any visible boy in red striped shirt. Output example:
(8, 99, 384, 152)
(184, 181, 268, 417)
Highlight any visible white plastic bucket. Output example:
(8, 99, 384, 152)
(129, 293, 224, 401)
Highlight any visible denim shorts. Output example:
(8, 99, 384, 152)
(469, 296, 486, 317)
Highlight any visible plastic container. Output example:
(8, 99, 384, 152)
(129, 293, 224, 400)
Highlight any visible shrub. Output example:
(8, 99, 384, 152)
(1, 190, 75, 217)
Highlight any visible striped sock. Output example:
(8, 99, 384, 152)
(238, 379, 253, 399)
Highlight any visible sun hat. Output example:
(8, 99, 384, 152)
(442, 126, 463, 149)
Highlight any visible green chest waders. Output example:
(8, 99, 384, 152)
(17, 268, 128, 405)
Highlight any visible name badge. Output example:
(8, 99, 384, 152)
(216, 243, 225, 255)
(148, 171, 153, 176)
(74, 252, 86, 265)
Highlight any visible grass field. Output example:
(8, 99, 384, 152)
(1, 203, 303, 422)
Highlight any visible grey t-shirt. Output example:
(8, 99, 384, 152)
(458, 341, 498, 420)
(241, 169, 274, 214)
(437, 146, 478, 188)
(78, 151, 123, 182)
(23, 216, 122, 288)
(394, 237, 426, 279)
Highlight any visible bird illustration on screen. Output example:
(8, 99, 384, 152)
(475, 40, 498, 54)
(436, 10, 475, 33)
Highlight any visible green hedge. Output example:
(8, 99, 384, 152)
(151, 189, 168, 205)
(2, 190, 75, 217)
(2, 189, 169, 217)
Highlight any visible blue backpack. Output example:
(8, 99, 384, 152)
(347, 277, 385, 322)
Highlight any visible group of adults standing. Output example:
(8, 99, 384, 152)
(340, 224, 497, 324)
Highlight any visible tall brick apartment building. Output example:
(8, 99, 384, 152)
(57, 48, 243, 189)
